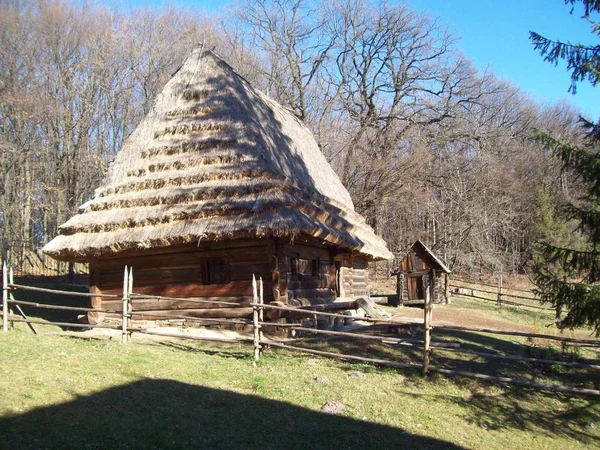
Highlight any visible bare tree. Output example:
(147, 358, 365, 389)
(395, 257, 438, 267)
(237, 0, 334, 121)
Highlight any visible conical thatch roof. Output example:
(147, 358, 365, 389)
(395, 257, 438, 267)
(44, 48, 392, 261)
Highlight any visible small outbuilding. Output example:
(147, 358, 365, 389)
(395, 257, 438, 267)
(394, 240, 451, 305)
(43, 48, 392, 322)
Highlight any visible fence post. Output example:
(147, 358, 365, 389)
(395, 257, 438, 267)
(497, 274, 503, 308)
(8, 267, 15, 330)
(259, 277, 264, 356)
(128, 266, 133, 342)
(423, 271, 433, 376)
(398, 273, 405, 307)
(2, 262, 8, 332)
(122, 266, 129, 344)
(252, 274, 260, 362)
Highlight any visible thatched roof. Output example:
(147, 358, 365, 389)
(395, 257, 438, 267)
(43, 48, 392, 261)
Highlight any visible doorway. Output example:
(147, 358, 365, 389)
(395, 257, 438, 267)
(407, 276, 424, 300)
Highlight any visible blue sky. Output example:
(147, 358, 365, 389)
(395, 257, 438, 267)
(118, 0, 599, 119)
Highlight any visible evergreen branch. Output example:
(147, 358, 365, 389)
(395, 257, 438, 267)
(537, 241, 600, 282)
(562, 203, 600, 244)
(529, 31, 600, 92)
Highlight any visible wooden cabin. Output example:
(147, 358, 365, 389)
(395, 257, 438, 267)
(394, 240, 450, 305)
(43, 48, 392, 323)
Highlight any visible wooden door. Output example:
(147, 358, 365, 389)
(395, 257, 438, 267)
(407, 276, 424, 300)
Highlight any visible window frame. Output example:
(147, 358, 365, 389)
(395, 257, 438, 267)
(201, 257, 230, 285)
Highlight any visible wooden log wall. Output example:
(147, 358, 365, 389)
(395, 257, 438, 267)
(89, 240, 272, 320)
(335, 253, 370, 300)
(397, 272, 445, 304)
(283, 242, 334, 306)
(87, 237, 376, 322)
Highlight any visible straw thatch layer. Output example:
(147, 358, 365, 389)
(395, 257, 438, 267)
(43, 49, 392, 261)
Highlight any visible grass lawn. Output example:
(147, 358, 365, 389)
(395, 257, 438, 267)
(1, 323, 599, 450)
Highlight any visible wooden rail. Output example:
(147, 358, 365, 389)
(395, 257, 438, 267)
(8, 283, 120, 298)
(132, 328, 254, 344)
(451, 290, 554, 310)
(262, 340, 423, 371)
(130, 293, 242, 307)
(451, 277, 535, 294)
(435, 324, 600, 345)
(450, 286, 540, 302)
(251, 302, 415, 325)
(8, 299, 119, 314)
(260, 322, 460, 348)
(8, 316, 121, 330)
(129, 310, 251, 325)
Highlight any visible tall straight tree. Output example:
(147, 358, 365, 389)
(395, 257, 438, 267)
(531, 0, 600, 334)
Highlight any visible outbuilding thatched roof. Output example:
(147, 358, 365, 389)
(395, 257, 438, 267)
(43, 48, 392, 261)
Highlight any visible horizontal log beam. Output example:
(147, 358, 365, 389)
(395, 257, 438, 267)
(8, 299, 117, 314)
(127, 307, 254, 319)
(107, 296, 251, 310)
(8, 316, 121, 330)
(8, 284, 119, 298)
(132, 329, 254, 344)
(259, 323, 459, 348)
(128, 310, 251, 325)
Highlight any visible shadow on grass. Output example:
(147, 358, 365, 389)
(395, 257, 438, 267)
(0, 379, 465, 450)
(402, 385, 600, 445)
(281, 332, 599, 392)
(461, 390, 600, 444)
(154, 340, 250, 360)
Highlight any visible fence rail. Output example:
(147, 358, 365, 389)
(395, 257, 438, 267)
(448, 277, 554, 311)
(450, 276, 535, 294)
(2, 262, 600, 397)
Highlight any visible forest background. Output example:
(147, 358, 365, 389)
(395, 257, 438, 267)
(0, 0, 591, 276)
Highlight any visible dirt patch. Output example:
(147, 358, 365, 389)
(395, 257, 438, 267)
(388, 303, 594, 339)
(388, 305, 538, 332)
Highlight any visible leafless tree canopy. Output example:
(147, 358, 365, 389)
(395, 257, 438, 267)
(0, 0, 586, 275)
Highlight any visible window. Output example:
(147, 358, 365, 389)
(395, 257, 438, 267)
(311, 258, 319, 277)
(203, 257, 229, 284)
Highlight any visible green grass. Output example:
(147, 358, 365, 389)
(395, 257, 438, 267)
(1, 326, 599, 450)
(451, 295, 558, 327)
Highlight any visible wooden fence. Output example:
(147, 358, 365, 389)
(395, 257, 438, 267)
(448, 276, 554, 312)
(2, 262, 600, 397)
